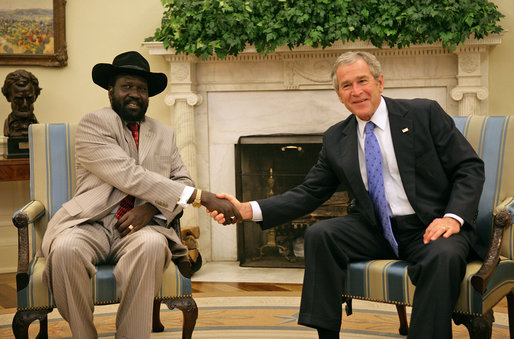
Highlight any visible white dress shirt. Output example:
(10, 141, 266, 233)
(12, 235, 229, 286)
(356, 98, 415, 217)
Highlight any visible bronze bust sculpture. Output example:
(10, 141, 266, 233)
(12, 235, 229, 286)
(2, 69, 40, 138)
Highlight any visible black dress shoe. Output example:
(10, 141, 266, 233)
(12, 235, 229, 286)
(176, 259, 193, 278)
(317, 328, 339, 339)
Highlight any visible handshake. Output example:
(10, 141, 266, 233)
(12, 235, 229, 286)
(197, 191, 252, 225)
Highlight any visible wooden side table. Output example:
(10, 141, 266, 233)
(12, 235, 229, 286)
(0, 157, 30, 181)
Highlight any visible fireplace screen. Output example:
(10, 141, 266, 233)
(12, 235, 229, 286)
(235, 134, 349, 268)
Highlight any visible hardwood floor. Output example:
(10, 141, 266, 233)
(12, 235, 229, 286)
(192, 281, 302, 297)
(0, 272, 18, 312)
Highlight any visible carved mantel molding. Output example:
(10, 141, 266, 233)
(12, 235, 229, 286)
(165, 92, 203, 107)
(145, 34, 503, 62)
(145, 35, 502, 112)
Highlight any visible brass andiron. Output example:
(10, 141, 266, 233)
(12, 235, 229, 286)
(253, 168, 293, 262)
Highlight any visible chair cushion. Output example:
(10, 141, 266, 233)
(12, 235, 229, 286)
(343, 258, 514, 315)
(344, 260, 415, 305)
(17, 257, 192, 310)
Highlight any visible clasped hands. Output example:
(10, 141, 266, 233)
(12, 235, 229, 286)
(206, 193, 252, 225)
(115, 191, 243, 238)
(115, 191, 244, 238)
(201, 191, 244, 225)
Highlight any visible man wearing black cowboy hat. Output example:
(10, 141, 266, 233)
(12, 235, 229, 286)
(41, 51, 241, 338)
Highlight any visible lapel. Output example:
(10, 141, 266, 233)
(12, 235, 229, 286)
(120, 119, 139, 161)
(138, 120, 154, 163)
(337, 117, 376, 221)
(385, 98, 416, 204)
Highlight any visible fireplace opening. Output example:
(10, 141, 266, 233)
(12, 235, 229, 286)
(235, 134, 350, 268)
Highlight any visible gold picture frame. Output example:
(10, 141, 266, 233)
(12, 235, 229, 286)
(0, 0, 67, 67)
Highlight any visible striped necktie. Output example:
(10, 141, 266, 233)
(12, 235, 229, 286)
(116, 123, 139, 219)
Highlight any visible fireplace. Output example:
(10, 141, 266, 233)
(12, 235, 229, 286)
(235, 134, 349, 267)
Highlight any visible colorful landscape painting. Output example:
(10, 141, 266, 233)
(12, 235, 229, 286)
(0, 0, 54, 55)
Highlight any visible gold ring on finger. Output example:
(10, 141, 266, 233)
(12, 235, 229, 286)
(128, 225, 134, 231)
(230, 216, 236, 221)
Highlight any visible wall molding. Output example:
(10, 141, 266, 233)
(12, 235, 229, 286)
(145, 35, 502, 63)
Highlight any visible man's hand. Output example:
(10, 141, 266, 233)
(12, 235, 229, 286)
(201, 191, 242, 225)
(115, 203, 159, 237)
(208, 193, 253, 225)
(423, 216, 461, 244)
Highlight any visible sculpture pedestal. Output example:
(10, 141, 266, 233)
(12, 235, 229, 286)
(5, 137, 29, 159)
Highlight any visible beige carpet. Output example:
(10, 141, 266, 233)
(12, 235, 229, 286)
(0, 296, 510, 338)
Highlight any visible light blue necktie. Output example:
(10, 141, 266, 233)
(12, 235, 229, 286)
(364, 121, 399, 257)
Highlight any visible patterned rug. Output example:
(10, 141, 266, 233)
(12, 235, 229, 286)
(0, 296, 510, 338)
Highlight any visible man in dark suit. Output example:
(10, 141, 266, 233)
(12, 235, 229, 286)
(212, 51, 485, 338)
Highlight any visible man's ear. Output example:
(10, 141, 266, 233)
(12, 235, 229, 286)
(377, 74, 384, 93)
(108, 87, 113, 102)
(334, 88, 344, 103)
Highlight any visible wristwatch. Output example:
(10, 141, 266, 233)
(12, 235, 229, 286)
(192, 189, 202, 208)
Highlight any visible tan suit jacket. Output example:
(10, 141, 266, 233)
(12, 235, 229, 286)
(41, 107, 194, 257)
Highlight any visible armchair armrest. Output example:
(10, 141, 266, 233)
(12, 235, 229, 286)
(13, 200, 45, 229)
(471, 211, 511, 294)
(12, 200, 46, 291)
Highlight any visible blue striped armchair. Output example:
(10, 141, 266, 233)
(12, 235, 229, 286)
(11, 123, 197, 338)
(342, 115, 514, 338)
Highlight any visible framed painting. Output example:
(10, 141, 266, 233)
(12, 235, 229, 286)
(0, 0, 67, 67)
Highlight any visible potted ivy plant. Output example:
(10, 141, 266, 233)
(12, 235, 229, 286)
(148, 0, 504, 59)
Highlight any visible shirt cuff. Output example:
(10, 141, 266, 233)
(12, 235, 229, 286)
(178, 186, 195, 208)
(250, 201, 263, 221)
(444, 213, 464, 227)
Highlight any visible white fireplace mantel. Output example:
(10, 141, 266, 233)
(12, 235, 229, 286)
(145, 36, 502, 262)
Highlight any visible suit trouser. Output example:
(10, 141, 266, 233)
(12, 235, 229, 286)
(297, 213, 472, 339)
(43, 214, 172, 339)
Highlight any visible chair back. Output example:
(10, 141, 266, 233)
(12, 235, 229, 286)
(453, 116, 514, 258)
(27, 123, 77, 258)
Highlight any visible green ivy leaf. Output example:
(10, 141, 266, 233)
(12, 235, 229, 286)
(149, 0, 504, 59)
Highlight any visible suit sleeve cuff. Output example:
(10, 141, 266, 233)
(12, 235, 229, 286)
(250, 201, 263, 221)
(178, 186, 195, 208)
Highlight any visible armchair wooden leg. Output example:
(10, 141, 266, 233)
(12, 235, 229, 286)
(453, 310, 494, 339)
(36, 315, 48, 339)
(12, 309, 52, 339)
(507, 293, 514, 339)
(164, 297, 198, 339)
(395, 304, 408, 335)
(152, 299, 165, 332)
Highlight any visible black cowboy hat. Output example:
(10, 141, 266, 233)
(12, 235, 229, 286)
(92, 51, 167, 97)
